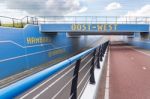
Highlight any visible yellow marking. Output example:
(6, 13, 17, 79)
(109, 24, 113, 31)
(97, 24, 103, 31)
(87, 24, 91, 31)
(26, 37, 51, 44)
(48, 49, 65, 57)
(83, 24, 86, 31)
(103, 24, 107, 31)
(71, 24, 118, 31)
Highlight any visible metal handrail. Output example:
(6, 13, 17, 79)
(0, 16, 38, 28)
(0, 41, 109, 99)
(0, 46, 95, 98)
(37, 16, 150, 24)
(0, 16, 149, 28)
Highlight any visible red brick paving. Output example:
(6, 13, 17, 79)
(110, 44, 150, 99)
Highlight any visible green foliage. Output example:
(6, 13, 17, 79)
(0, 23, 26, 28)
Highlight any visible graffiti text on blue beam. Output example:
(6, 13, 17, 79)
(40, 24, 149, 32)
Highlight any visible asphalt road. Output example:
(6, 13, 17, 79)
(109, 43, 150, 99)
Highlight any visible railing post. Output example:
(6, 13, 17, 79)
(116, 16, 118, 24)
(70, 59, 81, 99)
(90, 49, 96, 84)
(85, 16, 87, 24)
(0, 20, 1, 26)
(104, 43, 106, 54)
(27, 16, 29, 24)
(106, 16, 107, 24)
(36, 17, 38, 25)
(100, 45, 103, 61)
(32, 17, 34, 24)
(101, 44, 104, 57)
(12, 18, 15, 27)
(136, 17, 137, 24)
(43, 16, 45, 24)
(21, 20, 23, 28)
(74, 16, 76, 24)
(145, 17, 148, 24)
(97, 46, 101, 69)
(126, 16, 127, 24)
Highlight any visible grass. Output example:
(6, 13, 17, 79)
(0, 23, 27, 28)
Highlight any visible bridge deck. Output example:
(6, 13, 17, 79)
(108, 42, 150, 99)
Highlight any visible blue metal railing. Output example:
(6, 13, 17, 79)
(0, 16, 150, 28)
(0, 16, 38, 28)
(38, 16, 150, 24)
(0, 41, 109, 99)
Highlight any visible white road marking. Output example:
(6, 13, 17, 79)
(105, 78, 109, 89)
(132, 40, 150, 44)
(142, 67, 147, 70)
(128, 47, 150, 57)
(104, 89, 109, 99)
(104, 47, 110, 99)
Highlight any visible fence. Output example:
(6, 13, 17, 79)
(37, 16, 150, 24)
(0, 16, 38, 28)
(0, 41, 109, 99)
(0, 16, 150, 28)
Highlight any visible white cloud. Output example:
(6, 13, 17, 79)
(118, 5, 150, 24)
(0, 5, 28, 18)
(0, 0, 86, 16)
(125, 5, 150, 16)
(66, 6, 87, 16)
(78, 7, 88, 13)
(105, 2, 122, 11)
(80, 0, 96, 2)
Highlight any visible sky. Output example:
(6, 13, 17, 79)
(0, 0, 150, 18)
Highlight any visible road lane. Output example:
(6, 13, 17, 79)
(109, 44, 150, 99)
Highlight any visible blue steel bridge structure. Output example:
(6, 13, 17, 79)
(0, 16, 149, 99)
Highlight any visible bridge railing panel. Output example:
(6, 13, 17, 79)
(0, 16, 23, 28)
(0, 16, 150, 28)
(37, 16, 150, 24)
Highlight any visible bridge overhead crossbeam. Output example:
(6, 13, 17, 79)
(40, 24, 149, 33)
